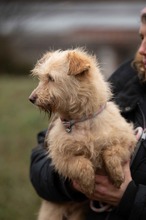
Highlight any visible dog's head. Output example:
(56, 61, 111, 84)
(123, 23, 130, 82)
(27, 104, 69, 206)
(29, 48, 111, 118)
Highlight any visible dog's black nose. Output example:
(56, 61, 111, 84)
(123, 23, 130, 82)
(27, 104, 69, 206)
(29, 94, 37, 104)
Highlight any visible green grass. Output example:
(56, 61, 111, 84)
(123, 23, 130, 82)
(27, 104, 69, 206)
(0, 75, 48, 220)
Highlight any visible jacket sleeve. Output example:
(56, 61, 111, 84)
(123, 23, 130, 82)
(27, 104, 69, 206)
(30, 130, 86, 203)
(116, 180, 146, 220)
(116, 138, 146, 219)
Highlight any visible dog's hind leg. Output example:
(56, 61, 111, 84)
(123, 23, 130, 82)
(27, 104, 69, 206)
(38, 200, 65, 220)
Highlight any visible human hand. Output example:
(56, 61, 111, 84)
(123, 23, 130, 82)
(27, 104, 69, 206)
(73, 161, 132, 206)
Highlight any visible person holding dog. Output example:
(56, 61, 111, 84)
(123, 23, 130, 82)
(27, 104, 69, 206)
(30, 7, 146, 220)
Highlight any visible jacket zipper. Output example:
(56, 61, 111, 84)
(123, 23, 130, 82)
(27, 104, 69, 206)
(138, 103, 146, 129)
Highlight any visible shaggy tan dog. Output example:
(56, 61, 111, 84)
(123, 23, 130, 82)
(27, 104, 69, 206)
(29, 48, 137, 220)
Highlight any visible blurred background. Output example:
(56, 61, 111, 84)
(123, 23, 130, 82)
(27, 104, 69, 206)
(0, 0, 145, 220)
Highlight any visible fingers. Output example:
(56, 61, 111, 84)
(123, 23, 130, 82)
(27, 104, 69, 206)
(94, 174, 109, 184)
(72, 161, 132, 207)
(72, 181, 86, 194)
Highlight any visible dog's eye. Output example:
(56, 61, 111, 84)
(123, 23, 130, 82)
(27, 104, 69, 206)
(48, 75, 54, 82)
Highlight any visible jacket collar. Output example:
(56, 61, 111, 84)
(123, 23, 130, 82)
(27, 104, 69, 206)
(114, 75, 144, 113)
(109, 59, 146, 113)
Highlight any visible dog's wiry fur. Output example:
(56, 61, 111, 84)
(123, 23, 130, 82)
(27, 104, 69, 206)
(29, 48, 137, 220)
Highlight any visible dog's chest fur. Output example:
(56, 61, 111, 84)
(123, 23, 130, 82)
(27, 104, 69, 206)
(47, 117, 103, 163)
(46, 101, 136, 173)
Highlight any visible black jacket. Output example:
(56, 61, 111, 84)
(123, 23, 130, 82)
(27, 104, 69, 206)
(30, 59, 146, 220)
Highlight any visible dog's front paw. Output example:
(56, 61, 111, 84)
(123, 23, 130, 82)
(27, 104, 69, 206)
(63, 156, 95, 195)
(78, 167, 95, 195)
(79, 180, 94, 195)
(112, 174, 124, 188)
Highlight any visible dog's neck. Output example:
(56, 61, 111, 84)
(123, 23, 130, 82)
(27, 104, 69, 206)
(60, 103, 106, 133)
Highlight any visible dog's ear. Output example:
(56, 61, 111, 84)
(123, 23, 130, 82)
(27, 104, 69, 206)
(67, 51, 90, 75)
